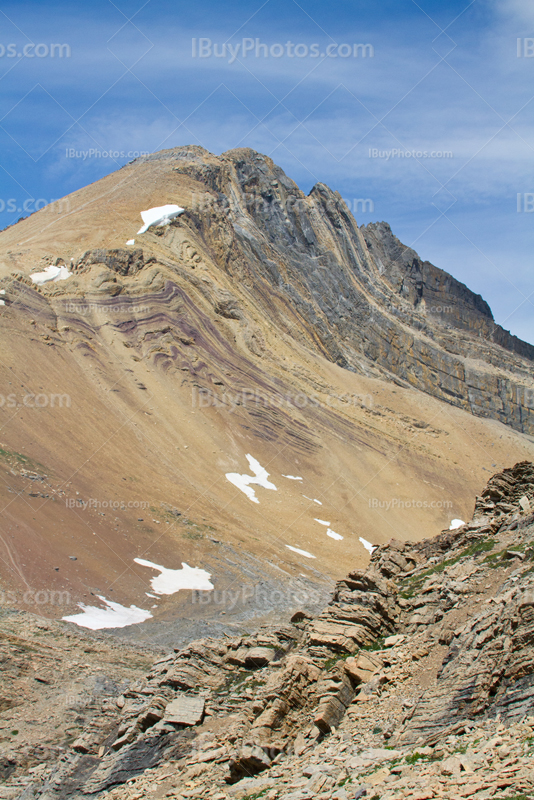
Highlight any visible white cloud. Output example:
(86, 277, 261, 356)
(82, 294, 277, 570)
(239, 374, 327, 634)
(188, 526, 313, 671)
(493, 0, 534, 25)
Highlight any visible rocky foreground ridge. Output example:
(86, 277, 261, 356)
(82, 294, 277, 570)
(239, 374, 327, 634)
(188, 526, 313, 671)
(3, 461, 534, 800)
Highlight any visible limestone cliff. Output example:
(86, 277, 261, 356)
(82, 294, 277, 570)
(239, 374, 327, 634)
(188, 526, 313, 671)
(163, 146, 534, 433)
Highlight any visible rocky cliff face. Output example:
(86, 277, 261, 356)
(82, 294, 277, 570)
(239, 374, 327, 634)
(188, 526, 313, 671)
(161, 146, 534, 433)
(4, 463, 534, 800)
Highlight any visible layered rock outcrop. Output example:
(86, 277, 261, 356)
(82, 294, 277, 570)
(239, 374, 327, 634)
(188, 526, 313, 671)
(161, 146, 534, 433)
(11, 461, 534, 799)
(5, 146, 532, 436)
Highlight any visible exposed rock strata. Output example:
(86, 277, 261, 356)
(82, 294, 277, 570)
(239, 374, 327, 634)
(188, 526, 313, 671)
(161, 146, 534, 433)
(9, 461, 534, 799)
(3, 146, 533, 436)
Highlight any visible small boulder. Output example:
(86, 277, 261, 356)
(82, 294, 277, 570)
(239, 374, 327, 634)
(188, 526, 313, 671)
(384, 634, 405, 647)
(164, 694, 205, 726)
(226, 745, 272, 783)
(314, 695, 346, 733)
(244, 647, 276, 669)
(344, 651, 382, 685)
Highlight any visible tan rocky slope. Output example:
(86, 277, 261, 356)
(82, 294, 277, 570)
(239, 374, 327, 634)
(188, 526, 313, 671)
(2, 146, 533, 430)
(0, 146, 533, 637)
(2, 462, 533, 800)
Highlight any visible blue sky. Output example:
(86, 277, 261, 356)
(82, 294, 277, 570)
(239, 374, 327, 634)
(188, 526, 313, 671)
(1, 0, 533, 342)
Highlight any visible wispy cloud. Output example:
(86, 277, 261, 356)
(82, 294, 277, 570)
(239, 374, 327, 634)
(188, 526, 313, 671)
(0, 0, 532, 342)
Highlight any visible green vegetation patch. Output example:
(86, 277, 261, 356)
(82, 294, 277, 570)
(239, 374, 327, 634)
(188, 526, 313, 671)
(218, 669, 266, 695)
(0, 445, 48, 476)
(484, 542, 534, 569)
(322, 652, 352, 670)
(182, 529, 204, 540)
(405, 751, 440, 764)
(492, 795, 533, 800)
(150, 504, 216, 539)
(399, 540, 495, 598)
(362, 637, 386, 651)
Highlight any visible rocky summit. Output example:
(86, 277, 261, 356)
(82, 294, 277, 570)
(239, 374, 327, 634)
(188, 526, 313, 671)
(1, 462, 534, 799)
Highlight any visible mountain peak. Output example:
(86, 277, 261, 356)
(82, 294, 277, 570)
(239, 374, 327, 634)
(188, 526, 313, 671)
(0, 148, 533, 653)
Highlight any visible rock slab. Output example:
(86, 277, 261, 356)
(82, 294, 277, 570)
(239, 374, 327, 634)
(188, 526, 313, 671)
(163, 694, 205, 726)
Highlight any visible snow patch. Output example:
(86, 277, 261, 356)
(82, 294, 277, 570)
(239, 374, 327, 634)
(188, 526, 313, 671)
(359, 537, 376, 554)
(137, 204, 184, 234)
(326, 529, 343, 541)
(126, 239, 135, 245)
(314, 519, 330, 526)
(62, 596, 152, 630)
(282, 475, 303, 481)
(134, 558, 214, 594)
(449, 518, 465, 530)
(225, 454, 277, 504)
(285, 545, 316, 559)
(30, 265, 72, 286)
(303, 496, 322, 505)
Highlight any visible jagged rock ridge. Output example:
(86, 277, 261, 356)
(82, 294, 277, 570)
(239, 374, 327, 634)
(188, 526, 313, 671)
(9, 461, 534, 799)
(161, 145, 534, 433)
